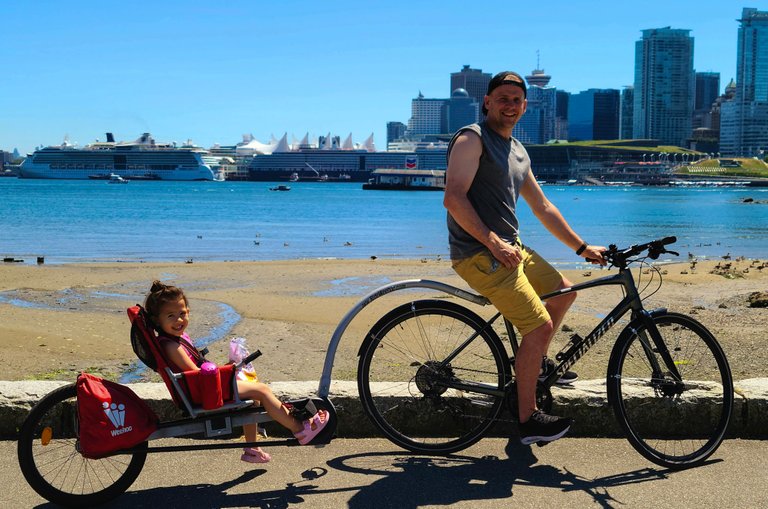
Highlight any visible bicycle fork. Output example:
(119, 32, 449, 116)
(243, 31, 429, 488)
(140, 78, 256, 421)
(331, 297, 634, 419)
(631, 310, 684, 385)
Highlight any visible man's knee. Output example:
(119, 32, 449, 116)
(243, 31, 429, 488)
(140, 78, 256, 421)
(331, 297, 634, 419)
(522, 320, 554, 346)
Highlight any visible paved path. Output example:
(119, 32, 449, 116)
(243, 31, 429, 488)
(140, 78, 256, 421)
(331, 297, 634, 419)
(3, 438, 766, 508)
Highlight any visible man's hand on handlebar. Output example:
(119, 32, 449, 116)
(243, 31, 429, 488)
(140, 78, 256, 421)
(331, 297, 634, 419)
(582, 245, 608, 266)
(600, 236, 679, 269)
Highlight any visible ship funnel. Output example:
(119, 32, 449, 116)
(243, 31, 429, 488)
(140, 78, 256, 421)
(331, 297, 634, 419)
(106, 133, 115, 143)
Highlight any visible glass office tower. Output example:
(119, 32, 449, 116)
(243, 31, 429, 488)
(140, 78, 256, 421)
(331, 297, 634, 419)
(633, 27, 694, 146)
(720, 8, 768, 156)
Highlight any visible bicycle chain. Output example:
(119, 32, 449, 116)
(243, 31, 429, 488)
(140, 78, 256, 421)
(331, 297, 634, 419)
(416, 365, 538, 425)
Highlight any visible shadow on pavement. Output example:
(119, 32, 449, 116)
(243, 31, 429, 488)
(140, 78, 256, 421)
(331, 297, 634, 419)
(34, 467, 334, 509)
(32, 439, 718, 509)
(327, 439, 672, 509)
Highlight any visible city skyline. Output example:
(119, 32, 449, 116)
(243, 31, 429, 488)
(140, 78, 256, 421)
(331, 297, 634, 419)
(1, 1, 744, 155)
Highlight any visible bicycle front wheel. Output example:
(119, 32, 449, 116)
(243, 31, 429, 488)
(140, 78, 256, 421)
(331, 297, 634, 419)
(17, 383, 148, 507)
(608, 312, 733, 469)
(358, 300, 509, 455)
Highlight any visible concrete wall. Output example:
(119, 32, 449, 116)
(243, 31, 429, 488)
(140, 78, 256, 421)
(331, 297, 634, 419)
(2, 379, 765, 439)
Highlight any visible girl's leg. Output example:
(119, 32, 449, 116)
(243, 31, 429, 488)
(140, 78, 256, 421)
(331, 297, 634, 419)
(233, 393, 272, 463)
(237, 380, 303, 433)
(236, 380, 330, 445)
(241, 399, 266, 442)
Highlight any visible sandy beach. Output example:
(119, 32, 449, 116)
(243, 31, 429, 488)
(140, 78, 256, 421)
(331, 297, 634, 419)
(0, 257, 766, 384)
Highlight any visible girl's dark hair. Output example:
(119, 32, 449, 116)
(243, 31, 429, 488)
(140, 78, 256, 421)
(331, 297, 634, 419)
(144, 280, 188, 320)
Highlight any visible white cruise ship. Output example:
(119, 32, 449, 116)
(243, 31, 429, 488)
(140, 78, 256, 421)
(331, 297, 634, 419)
(19, 133, 216, 181)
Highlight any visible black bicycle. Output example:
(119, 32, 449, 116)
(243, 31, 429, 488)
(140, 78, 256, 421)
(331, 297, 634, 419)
(357, 236, 733, 469)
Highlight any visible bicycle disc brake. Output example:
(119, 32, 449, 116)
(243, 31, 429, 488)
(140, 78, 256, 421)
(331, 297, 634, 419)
(656, 372, 686, 397)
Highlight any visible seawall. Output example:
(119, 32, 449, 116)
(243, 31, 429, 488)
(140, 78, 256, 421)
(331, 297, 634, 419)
(2, 379, 766, 439)
(0, 378, 768, 439)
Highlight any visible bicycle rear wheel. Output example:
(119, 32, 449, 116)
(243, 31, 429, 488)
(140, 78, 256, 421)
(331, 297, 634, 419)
(358, 300, 509, 455)
(608, 312, 733, 469)
(17, 383, 148, 507)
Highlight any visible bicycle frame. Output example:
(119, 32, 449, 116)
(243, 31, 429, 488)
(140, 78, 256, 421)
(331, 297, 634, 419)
(532, 267, 681, 389)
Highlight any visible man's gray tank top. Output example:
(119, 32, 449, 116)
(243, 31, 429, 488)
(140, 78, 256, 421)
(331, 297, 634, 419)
(446, 122, 531, 260)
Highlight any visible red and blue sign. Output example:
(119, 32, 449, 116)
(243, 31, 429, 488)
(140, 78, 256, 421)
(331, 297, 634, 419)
(405, 156, 418, 169)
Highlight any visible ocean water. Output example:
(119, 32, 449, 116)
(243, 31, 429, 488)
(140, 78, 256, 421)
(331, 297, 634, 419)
(1, 178, 767, 267)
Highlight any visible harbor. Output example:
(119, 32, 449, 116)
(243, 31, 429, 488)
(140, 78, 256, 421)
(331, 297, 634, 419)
(7, 131, 768, 187)
(1, 178, 766, 266)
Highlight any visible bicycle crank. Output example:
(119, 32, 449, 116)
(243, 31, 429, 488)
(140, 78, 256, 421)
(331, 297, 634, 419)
(505, 381, 553, 421)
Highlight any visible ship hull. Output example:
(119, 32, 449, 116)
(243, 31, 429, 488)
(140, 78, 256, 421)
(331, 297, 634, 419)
(18, 164, 214, 181)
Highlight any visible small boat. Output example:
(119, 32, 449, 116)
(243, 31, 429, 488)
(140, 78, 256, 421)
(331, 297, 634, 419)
(107, 173, 128, 184)
(362, 168, 445, 191)
(288, 172, 299, 182)
(269, 185, 291, 191)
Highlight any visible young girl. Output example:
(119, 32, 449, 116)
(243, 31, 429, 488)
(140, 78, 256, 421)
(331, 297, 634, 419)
(144, 280, 329, 464)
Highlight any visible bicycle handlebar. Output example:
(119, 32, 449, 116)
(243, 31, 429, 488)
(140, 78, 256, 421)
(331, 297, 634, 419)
(601, 236, 679, 269)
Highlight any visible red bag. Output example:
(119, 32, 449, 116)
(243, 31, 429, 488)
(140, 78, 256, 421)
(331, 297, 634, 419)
(76, 372, 158, 459)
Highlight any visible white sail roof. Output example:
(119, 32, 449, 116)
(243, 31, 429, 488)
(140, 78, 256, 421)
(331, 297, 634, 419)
(361, 133, 375, 152)
(272, 133, 290, 153)
(236, 135, 282, 156)
(235, 131, 374, 154)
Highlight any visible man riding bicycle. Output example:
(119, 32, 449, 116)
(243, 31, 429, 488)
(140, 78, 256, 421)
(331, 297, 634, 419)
(444, 71, 606, 445)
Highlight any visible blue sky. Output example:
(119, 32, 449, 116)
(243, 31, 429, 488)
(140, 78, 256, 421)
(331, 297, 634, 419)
(1, 1, 746, 155)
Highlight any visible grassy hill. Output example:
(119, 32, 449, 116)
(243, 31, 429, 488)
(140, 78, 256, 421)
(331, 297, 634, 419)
(676, 158, 768, 179)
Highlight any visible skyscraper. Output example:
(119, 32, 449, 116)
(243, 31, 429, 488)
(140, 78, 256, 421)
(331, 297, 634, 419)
(555, 90, 570, 140)
(620, 86, 634, 139)
(633, 27, 694, 146)
(720, 8, 768, 157)
(693, 72, 720, 130)
(568, 89, 620, 141)
(386, 121, 407, 146)
(514, 84, 557, 145)
(405, 92, 447, 137)
(513, 68, 560, 144)
(445, 89, 479, 133)
(450, 65, 491, 122)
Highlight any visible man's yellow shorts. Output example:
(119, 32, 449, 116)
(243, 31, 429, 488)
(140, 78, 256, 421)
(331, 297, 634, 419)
(452, 244, 564, 336)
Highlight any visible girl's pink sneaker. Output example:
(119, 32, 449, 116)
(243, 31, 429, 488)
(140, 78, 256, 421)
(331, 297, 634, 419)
(241, 447, 271, 463)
